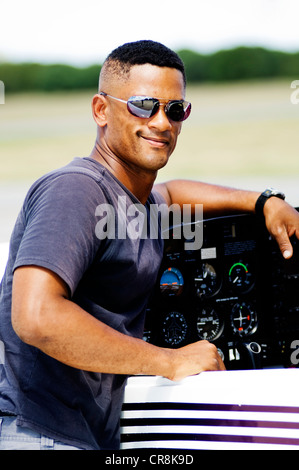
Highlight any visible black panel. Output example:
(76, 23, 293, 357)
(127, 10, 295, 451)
(143, 211, 299, 370)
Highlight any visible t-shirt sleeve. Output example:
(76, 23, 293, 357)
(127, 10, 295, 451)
(13, 173, 104, 296)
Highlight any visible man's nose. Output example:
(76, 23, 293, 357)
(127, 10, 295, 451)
(147, 106, 173, 132)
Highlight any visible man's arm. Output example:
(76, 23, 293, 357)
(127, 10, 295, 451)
(11, 265, 225, 381)
(155, 180, 299, 259)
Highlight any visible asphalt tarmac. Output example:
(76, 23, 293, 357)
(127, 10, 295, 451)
(1, 176, 298, 243)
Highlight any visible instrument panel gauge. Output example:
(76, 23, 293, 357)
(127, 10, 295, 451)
(228, 261, 254, 293)
(231, 302, 258, 337)
(197, 308, 224, 341)
(194, 263, 220, 299)
(162, 311, 188, 346)
(160, 267, 184, 296)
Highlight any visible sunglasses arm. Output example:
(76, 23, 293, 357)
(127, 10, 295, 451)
(99, 92, 127, 105)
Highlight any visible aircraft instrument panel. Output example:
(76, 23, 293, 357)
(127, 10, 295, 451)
(144, 212, 299, 370)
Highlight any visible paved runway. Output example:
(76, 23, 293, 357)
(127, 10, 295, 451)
(0, 176, 298, 243)
(0, 182, 30, 243)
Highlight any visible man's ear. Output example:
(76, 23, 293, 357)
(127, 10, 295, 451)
(91, 94, 108, 127)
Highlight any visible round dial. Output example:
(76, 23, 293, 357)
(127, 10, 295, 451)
(197, 308, 223, 341)
(228, 261, 254, 293)
(160, 267, 184, 296)
(162, 311, 188, 346)
(231, 302, 258, 337)
(194, 263, 220, 299)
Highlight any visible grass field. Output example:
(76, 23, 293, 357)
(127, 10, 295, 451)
(0, 80, 298, 183)
(0, 79, 298, 241)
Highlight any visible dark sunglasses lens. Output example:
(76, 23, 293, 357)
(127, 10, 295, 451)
(127, 97, 159, 118)
(127, 96, 191, 121)
(167, 101, 191, 122)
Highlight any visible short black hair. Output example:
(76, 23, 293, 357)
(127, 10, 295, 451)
(102, 40, 186, 86)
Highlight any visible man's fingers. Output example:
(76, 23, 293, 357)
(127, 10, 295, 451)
(272, 225, 293, 259)
(283, 247, 293, 259)
(262, 198, 299, 259)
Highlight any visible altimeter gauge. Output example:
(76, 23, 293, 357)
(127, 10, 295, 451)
(194, 263, 220, 299)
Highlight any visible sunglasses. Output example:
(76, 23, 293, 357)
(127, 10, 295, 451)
(100, 92, 191, 122)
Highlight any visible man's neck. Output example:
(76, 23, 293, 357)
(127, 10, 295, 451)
(89, 141, 156, 204)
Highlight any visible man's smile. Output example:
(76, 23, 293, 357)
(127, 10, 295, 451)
(140, 135, 170, 148)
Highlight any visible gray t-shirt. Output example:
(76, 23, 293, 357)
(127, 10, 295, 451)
(0, 157, 164, 449)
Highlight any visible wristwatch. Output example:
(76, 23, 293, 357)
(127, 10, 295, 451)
(255, 188, 285, 218)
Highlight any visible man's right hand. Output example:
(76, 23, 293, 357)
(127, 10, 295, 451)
(166, 340, 226, 382)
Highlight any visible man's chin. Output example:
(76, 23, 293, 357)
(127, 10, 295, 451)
(144, 152, 171, 172)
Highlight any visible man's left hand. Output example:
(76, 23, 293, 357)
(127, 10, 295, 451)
(263, 197, 299, 259)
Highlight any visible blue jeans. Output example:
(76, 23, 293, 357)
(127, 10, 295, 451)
(0, 416, 83, 450)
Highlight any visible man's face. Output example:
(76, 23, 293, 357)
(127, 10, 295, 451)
(100, 64, 186, 175)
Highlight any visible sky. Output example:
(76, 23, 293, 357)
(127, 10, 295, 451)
(1, 0, 299, 66)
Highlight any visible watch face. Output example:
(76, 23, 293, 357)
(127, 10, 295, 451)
(264, 188, 285, 199)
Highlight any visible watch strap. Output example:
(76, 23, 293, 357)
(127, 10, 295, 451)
(255, 188, 285, 218)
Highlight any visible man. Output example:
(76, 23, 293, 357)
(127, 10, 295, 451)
(0, 40, 298, 450)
